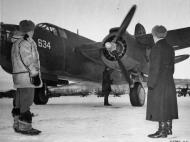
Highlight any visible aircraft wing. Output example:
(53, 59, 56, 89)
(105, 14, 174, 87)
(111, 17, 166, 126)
(166, 27, 190, 50)
(136, 27, 190, 50)
(74, 42, 105, 66)
(175, 54, 189, 63)
(75, 29, 190, 71)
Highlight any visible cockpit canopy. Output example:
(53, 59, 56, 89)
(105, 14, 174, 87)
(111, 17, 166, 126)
(37, 23, 67, 39)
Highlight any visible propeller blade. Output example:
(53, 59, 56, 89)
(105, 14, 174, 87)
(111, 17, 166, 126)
(113, 5, 136, 42)
(112, 52, 132, 86)
(117, 59, 132, 85)
(103, 5, 137, 87)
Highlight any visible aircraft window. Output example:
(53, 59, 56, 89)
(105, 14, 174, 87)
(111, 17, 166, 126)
(58, 29, 67, 39)
(38, 24, 47, 29)
(38, 24, 58, 36)
(49, 27, 58, 36)
(45, 26, 50, 31)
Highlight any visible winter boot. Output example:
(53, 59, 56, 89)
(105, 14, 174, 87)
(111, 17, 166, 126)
(17, 110, 41, 135)
(11, 108, 20, 132)
(148, 121, 162, 138)
(148, 122, 168, 138)
(166, 120, 172, 135)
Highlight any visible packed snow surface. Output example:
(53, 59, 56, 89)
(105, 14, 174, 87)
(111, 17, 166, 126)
(0, 94, 190, 142)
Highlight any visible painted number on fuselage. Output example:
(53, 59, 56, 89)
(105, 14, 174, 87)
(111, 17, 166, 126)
(38, 38, 51, 50)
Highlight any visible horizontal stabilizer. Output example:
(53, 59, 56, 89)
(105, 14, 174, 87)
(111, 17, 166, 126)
(175, 54, 189, 64)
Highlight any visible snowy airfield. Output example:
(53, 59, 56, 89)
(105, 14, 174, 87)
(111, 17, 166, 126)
(0, 92, 190, 142)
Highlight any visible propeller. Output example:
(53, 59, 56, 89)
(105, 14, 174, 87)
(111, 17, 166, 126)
(105, 5, 137, 87)
(117, 55, 133, 86)
(112, 5, 136, 43)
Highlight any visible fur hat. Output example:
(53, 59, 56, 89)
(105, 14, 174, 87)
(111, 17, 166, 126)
(151, 25, 167, 38)
(19, 20, 35, 33)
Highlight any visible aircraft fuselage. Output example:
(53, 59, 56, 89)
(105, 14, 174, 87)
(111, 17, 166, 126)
(0, 23, 148, 85)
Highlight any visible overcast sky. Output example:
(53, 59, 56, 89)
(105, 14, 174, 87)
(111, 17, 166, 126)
(0, 0, 190, 89)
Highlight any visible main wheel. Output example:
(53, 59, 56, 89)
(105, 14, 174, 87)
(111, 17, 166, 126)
(129, 82, 145, 106)
(34, 84, 49, 105)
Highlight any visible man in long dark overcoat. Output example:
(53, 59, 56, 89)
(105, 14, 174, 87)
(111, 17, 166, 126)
(146, 25, 178, 138)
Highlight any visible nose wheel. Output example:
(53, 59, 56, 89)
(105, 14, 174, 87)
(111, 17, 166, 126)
(129, 82, 145, 106)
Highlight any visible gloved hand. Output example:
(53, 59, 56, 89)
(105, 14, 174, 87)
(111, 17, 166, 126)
(29, 69, 39, 77)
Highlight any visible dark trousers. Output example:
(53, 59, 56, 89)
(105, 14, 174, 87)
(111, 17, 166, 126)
(15, 88, 34, 113)
(103, 91, 110, 104)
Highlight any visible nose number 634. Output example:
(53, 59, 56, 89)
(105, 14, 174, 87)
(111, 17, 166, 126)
(38, 38, 51, 50)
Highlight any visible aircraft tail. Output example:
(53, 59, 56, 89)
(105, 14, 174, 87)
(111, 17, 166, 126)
(0, 23, 19, 74)
(134, 23, 146, 36)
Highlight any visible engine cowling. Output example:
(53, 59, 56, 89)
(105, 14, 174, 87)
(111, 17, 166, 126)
(101, 28, 128, 70)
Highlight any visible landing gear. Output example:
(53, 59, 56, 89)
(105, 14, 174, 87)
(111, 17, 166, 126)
(34, 84, 49, 105)
(129, 82, 145, 106)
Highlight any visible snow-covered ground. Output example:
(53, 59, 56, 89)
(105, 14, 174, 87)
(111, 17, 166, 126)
(0, 94, 190, 142)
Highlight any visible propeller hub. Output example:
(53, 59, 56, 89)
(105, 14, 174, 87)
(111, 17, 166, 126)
(105, 42, 117, 52)
(103, 36, 127, 61)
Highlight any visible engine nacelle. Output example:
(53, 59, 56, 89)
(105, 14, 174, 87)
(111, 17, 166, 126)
(100, 28, 128, 70)
(101, 25, 149, 75)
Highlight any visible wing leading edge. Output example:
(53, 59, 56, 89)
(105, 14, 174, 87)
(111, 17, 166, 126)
(136, 27, 190, 51)
(75, 27, 190, 70)
(167, 27, 190, 50)
(74, 42, 105, 66)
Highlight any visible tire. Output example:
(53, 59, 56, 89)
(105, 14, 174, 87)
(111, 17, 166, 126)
(129, 82, 145, 106)
(34, 85, 49, 105)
